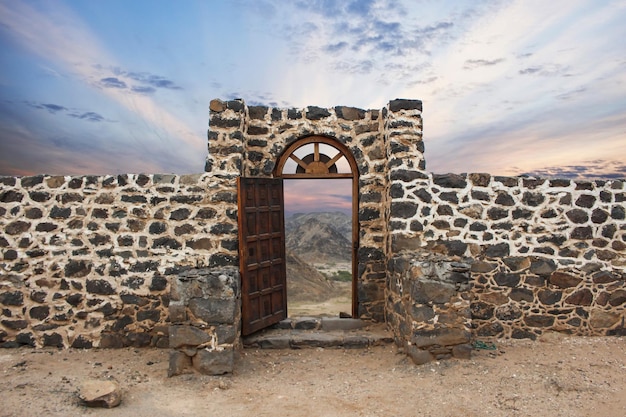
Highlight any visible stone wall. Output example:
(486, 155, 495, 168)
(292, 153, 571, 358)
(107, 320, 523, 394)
(386, 172, 626, 340)
(1, 97, 625, 361)
(168, 267, 240, 376)
(386, 253, 472, 364)
(0, 173, 238, 348)
(207, 98, 425, 320)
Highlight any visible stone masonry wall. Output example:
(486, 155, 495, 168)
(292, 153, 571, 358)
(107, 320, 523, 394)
(386, 253, 472, 365)
(1, 96, 624, 357)
(168, 267, 240, 376)
(206, 98, 425, 320)
(0, 173, 238, 348)
(387, 172, 626, 339)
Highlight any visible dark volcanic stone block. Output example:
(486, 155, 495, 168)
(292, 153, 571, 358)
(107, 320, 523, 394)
(549, 272, 582, 288)
(433, 173, 466, 188)
(389, 99, 422, 112)
(188, 298, 236, 324)
(86, 279, 115, 295)
(193, 349, 234, 375)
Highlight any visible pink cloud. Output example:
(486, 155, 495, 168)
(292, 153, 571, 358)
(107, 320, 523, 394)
(284, 179, 352, 215)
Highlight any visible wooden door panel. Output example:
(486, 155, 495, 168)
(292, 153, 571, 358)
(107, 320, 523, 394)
(238, 177, 287, 336)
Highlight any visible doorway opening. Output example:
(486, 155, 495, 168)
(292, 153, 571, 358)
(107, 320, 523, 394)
(284, 178, 352, 317)
(275, 136, 359, 318)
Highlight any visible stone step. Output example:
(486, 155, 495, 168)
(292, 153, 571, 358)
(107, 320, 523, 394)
(243, 320, 394, 349)
(275, 316, 368, 331)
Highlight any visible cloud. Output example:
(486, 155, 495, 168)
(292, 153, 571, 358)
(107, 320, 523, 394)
(121, 71, 183, 90)
(23, 101, 108, 123)
(284, 179, 352, 215)
(521, 160, 626, 180)
(280, 1, 457, 83)
(463, 58, 505, 69)
(224, 90, 290, 108)
(293, 0, 346, 18)
(417, 21, 454, 36)
(24, 102, 68, 113)
(407, 76, 438, 86)
(100, 77, 127, 89)
(518, 64, 573, 77)
(69, 111, 105, 122)
(333, 59, 374, 74)
(324, 41, 349, 53)
(347, 0, 376, 16)
(0, 1, 203, 153)
(373, 19, 401, 33)
(98, 69, 183, 94)
(519, 66, 541, 75)
(556, 86, 587, 101)
(131, 85, 157, 94)
(328, 193, 352, 203)
(425, 107, 626, 178)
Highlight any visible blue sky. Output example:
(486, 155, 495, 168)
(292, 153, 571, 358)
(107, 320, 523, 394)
(1, 0, 625, 183)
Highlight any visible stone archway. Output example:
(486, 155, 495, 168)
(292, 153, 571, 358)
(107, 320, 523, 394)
(207, 98, 425, 322)
(274, 135, 360, 317)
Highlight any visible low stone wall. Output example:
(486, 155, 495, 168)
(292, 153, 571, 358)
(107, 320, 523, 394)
(0, 173, 238, 348)
(389, 174, 625, 266)
(386, 253, 472, 364)
(387, 172, 626, 339)
(471, 256, 626, 338)
(168, 267, 240, 376)
(386, 250, 626, 366)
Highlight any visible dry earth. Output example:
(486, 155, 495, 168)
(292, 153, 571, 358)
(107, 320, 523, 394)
(288, 281, 352, 317)
(1, 334, 625, 417)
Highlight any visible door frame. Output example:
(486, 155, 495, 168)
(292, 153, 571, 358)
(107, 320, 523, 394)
(274, 135, 360, 318)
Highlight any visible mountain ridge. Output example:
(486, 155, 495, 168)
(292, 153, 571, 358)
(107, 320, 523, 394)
(285, 213, 351, 263)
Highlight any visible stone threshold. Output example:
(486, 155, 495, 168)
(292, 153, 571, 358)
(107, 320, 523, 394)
(243, 317, 394, 349)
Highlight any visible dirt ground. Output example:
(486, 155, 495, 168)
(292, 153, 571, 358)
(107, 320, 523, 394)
(1, 335, 625, 417)
(288, 281, 352, 317)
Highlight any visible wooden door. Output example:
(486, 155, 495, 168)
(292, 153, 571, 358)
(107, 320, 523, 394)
(238, 177, 287, 335)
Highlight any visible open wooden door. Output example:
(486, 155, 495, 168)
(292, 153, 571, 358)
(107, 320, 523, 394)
(238, 177, 287, 336)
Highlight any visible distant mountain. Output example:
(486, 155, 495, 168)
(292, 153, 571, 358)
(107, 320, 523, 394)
(285, 211, 352, 241)
(286, 250, 336, 302)
(285, 212, 351, 263)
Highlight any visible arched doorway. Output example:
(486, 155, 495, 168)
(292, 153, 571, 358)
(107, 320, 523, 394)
(274, 135, 359, 318)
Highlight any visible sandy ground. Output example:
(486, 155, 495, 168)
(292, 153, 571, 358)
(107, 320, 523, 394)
(289, 281, 352, 317)
(290, 261, 353, 316)
(1, 334, 625, 417)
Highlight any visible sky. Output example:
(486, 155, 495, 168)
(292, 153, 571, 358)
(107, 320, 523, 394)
(1, 0, 625, 192)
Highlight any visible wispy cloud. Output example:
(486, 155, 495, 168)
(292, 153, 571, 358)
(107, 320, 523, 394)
(463, 58, 505, 69)
(285, 179, 352, 215)
(0, 1, 203, 151)
(131, 86, 157, 94)
(99, 71, 182, 93)
(100, 77, 128, 89)
(0, 121, 163, 176)
(555, 86, 587, 101)
(1, 0, 624, 180)
(284, 0, 455, 76)
(69, 112, 105, 122)
(125, 72, 183, 90)
(333, 60, 375, 74)
(24, 101, 108, 123)
(522, 160, 626, 180)
(324, 41, 349, 54)
(25, 102, 68, 113)
(427, 109, 626, 178)
(518, 64, 573, 77)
